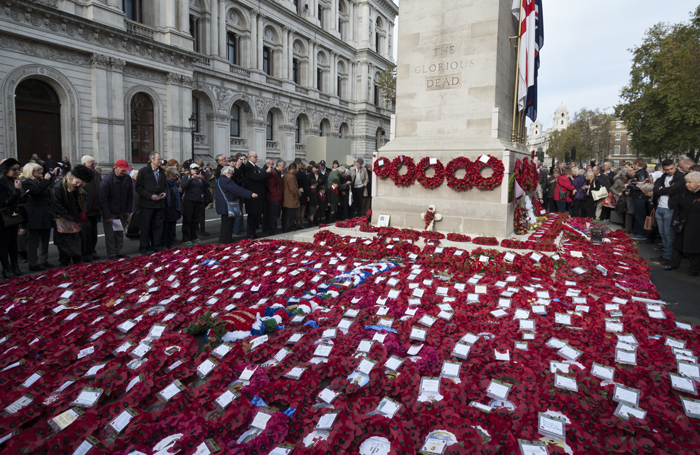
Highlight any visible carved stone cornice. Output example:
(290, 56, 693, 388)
(2, 0, 200, 69)
(278, 124, 297, 132)
(0, 32, 91, 66)
(123, 65, 167, 83)
(90, 53, 110, 68)
(207, 113, 232, 122)
(111, 58, 126, 72)
(247, 119, 268, 128)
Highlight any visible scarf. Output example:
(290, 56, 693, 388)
(166, 178, 180, 210)
(318, 191, 326, 201)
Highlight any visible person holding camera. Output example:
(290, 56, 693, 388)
(0, 158, 23, 278)
(626, 158, 650, 240)
(181, 162, 207, 245)
(22, 162, 59, 271)
(665, 172, 700, 276)
(135, 152, 167, 255)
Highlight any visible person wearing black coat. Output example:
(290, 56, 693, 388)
(100, 160, 134, 259)
(652, 159, 686, 264)
(582, 171, 602, 219)
(135, 153, 167, 255)
(80, 156, 102, 262)
(242, 152, 271, 238)
(51, 165, 93, 267)
(627, 158, 650, 238)
(665, 172, 700, 276)
(22, 162, 58, 271)
(295, 161, 309, 228)
(181, 163, 207, 244)
(162, 167, 181, 249)
(0, 158, 23, 278)
(216, 166, 256, 244)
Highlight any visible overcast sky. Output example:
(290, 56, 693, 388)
(391, 0, 698, 130)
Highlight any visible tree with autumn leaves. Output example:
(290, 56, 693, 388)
(615, 6, 700, 162)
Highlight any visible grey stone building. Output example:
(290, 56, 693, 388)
(0, 0, 396, 167)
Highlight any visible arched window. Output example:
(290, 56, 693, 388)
(191, 96, 199, 132)
(227, 32, 238, 65)
(317, 68, 323, 92)
(295, 117, 302, 143)
(561, 120, 564, 125)
(293, 59, 300, 84)
(130, 93, 155, 163)
(319, 122, 324, 137)
(266, 111, 274, 140)
(14, 79, 61, 164)
(230, 105, 240, 137)
(374, 83, 380, 106)
(123, 0, 142, 22)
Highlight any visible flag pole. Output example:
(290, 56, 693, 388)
(510, 1, 524, 143)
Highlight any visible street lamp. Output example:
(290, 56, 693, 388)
(637, 119, 642, 158)
(189, 114, 197, 162)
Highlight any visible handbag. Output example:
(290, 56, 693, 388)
(218, 178, 240, 218)
(591, 186, 608, 202)
(644, 215, 656, 231)
(602, 191, 616, 208)
(55, 218, 82, 234)
(614, 197, 628, 214)
(0, 206, 27, 228)
(556, 183, 568, 201)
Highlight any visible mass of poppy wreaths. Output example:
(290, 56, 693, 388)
(374, 155, 505, 190)
(0, 214, 699, 455)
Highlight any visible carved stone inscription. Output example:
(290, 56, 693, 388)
(413, 44, 476, 91)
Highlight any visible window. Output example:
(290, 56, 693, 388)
(376, 32, 380, 53)
(318, 6, 324, 28)
(230, 105, 240, 137)
(189, 16, 200, 53)
(226, 32, 238, 65)
(295, 117, 301, 143)
(319, 122, 324, 137)
(191, 96, 199, 133)
(339, 19, 343, 37)
(263, 47, 272, 75)
(317, 68, 323, 92)
(266, 111, 273, 141)
(130, 93, 155, 163)
(561, 120, 564, 125)
(123, 0, 142, 22)
(627, 134, 632, 140)
(293, 59, 299, 84)
(615, 133, 621, 141)
(562, 113, 565, 117)
(614, 145, 620, 155)
(337, 76, 342, 98)
(294, 0, 300, 14)
(374, 83, 379, 106)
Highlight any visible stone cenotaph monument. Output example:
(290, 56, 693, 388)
(371, 0, 529, 237)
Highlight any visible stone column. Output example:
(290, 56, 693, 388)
(331, 0, 337, 32)
(359, 61, 368, 102)
(330, 52, 336, 95)
(244, 33, 251, 68)
(257, 14, 264, 71)
(90, 54, 110, 164)
(287, 30, 294, 80)
(360, 2, 370, 48)
(349, 61, 355, 102)
(179, 0, 188, 32)
(109, 58, 126, 164)
(166, 74, 182, 163)
(349, 0, 355, 42)
(219, 0, 226, 58)
(311, 41, 317, 88)
(250, 11, 258, 69)
(282, 26, 289, 79)
(210, 4, 218, 57)
(106, 0, 117, 9)
(164, 0, 177, 29)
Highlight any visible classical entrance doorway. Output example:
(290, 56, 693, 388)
(14, 79, 61, 164)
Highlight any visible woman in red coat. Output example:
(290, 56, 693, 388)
(554, 168, 577, 213)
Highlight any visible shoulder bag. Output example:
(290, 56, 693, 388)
(55, 218, 82, 234)
(218, 178, 240, 218)
(602, 191, 616, 208)
(0, 206, 27, 228)
(591, 186, 609, 202)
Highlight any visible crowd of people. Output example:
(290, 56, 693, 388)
(536, 156, 700, 276)
(0, 151, 374, 279)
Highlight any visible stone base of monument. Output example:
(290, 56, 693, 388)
(370, 139, 528, 238)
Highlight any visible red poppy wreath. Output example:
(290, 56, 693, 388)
(445, 156, 475, 192)
(390, 155, 417, 187)
(415, 158, 445, 189)
(470, 154, 505, 190)
(373, 156, 395, 179)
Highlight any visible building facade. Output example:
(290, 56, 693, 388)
(605, 120, 638, 166)
(0, 0, 397, 167)
(525, 102, 569, 159)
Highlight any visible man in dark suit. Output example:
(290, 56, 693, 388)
(135, 152, 167, 255)
(242, 151, 271, 238)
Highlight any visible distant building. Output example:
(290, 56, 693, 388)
(526, 102, 569, 161)
(606, 120, 638, 167)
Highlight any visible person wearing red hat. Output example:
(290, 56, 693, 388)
(99, 160, 134, 260)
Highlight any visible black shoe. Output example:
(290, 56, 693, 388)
(660, 259, 670, 266)
(92, 253, 100, 260)
(11, 265, 22, 276)
(651, 256, 665, 262)
(2, 269, 16, 279)
(82, 256, 93, 263)
(43, 262, 55, 268)
(28, 265, 45, 272)
(662, 265, 677, 271)
(116, 254, 130, 259)
(690, 271, 699, 277)
(199, 231, 211, 237)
